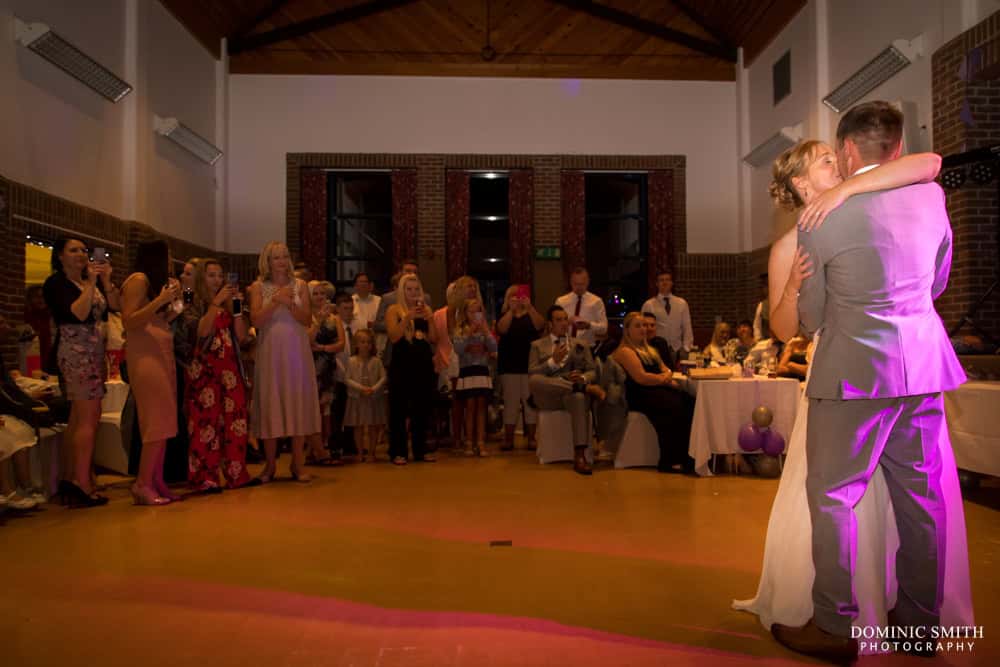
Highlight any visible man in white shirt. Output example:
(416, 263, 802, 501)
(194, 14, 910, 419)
(554, 267, 607, 349)
(351, 272, 381, 337)
(641, 271, 693, 357)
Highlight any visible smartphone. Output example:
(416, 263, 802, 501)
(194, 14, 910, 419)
(93, 247, 107, 263)
(183, 288, 194, 305)
(227, 272, 239, 287)
(515, 284, 530, 301)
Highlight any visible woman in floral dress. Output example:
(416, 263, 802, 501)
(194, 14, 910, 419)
(185, 259, 257, 491)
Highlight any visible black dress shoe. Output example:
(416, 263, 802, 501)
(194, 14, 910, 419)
(772, 619, 858, 665)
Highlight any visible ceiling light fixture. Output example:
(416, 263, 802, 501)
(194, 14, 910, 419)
(743, 124, 803, 168)
(14, 18, 132, 103)
(823, 37, 923, 113)
(154, 115, 223, 165)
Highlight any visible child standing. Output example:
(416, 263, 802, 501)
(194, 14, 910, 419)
(451, 298, 497, 457)
(342, 329, 386, 461)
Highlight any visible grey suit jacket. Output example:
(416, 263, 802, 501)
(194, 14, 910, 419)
(798, 181, 966, 400)
(528, 336, 597, 384)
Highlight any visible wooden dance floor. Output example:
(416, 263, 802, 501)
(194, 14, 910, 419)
(3, 449, 997, 666)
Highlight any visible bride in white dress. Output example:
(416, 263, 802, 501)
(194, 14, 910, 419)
(732, 141, 975, 642)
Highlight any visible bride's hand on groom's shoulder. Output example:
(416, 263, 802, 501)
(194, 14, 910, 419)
(799, 184, 849, 232)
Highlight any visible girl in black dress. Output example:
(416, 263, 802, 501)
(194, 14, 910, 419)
(612, 312, 694, 472)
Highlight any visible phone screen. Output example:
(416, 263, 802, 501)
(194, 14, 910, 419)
(227, 272, 239, 287)
(93, 248, 107, 263)
(515, 285, 530, 301)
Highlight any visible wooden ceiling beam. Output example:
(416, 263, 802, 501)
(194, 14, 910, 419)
(547, 0, 736, 63)
(666, 0, 735, 51)
(228, 0, 420, 55)
(229, 0, 293, 40)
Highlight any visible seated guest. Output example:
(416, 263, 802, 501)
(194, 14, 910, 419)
(555, 267, 607, 349)
(706, 321, 732, 365)
(777, 335, 810, 379)
(612, 312, 694, 473)
(641, 312, 675, 369)
(528, 305, 605, 476)
(725, 319, 757, 364)
(641, 271, 693, 359)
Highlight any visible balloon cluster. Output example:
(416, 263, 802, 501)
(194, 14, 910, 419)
(737, 405, 785, 456)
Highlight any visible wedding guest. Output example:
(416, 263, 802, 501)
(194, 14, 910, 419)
(179, 260, 196, 292)
(726, 319, 757, 364)
(496, 284, 544, 451)
(555, 267, 607, 349)
(612, 312, 694, 473)
(249, 242, 322, 482)
(184, 259, 258, 491)
(121, 240, 182, 505)
(23, 285, 53, 366)
(641, 311, 676, 369)
(343, 329, 387, 462)
(0, 412, 38, 510)
(42, 237, 121, 508)
(166, 257, 202, 484)
(308, 280, 344, 465)
(351, 272, 381, 336)
(641, 271, 693, 358)
(374, 259, 429, 368)
(293, 262, 312, 283)
(706, 322, 732, 365)
(434, 276, 481, 447)
(528, 305, 606, 475)
(385, 273, 437, 465)
(777, 335, 810, 380)
(452, 297, 497, 457)
(332, 292, 358, 458)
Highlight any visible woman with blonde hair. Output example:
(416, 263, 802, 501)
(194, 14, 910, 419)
(612, 312, 694, 473)
(705, 321, 732, 366)
(385, 273, 438, 465)
(247, 242, 321, 482)
(433, 276, 481, 446)
(733, 138, 974, 640)
(496, 284, 543, 451)
(307, 279, 344, 465)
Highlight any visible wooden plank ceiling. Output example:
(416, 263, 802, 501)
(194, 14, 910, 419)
(160, 0, 806, 81)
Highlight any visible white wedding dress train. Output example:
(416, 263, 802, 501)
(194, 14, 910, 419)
(733, 346, 974, 646)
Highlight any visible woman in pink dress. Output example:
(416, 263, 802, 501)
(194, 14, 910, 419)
(248, 242, 321, 483)
(121, 240, 182, 506)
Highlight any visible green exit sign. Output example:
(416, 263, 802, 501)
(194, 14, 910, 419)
(535, 246, 561, 260)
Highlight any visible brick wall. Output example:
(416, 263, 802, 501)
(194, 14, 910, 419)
(288, 152, 761, 346)
(932, 10, 1000, 339)
(0, 172, 256, 370)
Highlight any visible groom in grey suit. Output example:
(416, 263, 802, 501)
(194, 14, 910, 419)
(772, 102, 966, 662)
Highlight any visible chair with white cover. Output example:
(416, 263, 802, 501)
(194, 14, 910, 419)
(614, 412, 660, 469)
(536, 410, 593, 464)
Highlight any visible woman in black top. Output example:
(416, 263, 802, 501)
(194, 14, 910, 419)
(612, 312, 694, 473)
(496, 285, 544, 451)
(42, 237, 121, 507)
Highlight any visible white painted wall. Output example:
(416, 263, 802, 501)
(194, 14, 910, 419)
(743, 0, 1000, 250)
(0, 0, 219, 247)
(226, 75, 740, 255)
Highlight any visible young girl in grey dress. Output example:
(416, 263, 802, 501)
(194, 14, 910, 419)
(342, 329, 386, 462)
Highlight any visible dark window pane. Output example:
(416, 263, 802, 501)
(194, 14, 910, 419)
(469, 176, 509, 216)
(336, 175, 392, 215)
(332, 217, 392, 259)
(585, 174, 642, 216)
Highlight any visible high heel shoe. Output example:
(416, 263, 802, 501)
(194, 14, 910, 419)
(155, 482, 183, 502)
(288, 464, 312, 483)
(59, 480, 109, 509)
(130, 484, 171, 506)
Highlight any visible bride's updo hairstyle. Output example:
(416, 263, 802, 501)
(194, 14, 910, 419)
(769, 140, 825, 211)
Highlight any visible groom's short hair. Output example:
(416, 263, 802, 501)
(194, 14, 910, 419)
(836, 101, 903, 162)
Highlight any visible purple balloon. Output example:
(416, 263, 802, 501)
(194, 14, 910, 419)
(761, 429, 786, 457)
(738, 423, 764, 452)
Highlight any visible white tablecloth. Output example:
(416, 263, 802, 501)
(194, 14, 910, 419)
(945, 381, 1000, 477)
(688, 377, 801, 476)
(94, 380, 133, 474)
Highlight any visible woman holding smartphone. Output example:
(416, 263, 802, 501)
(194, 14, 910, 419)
(385, 273, 437, 465)
(496, 284, 544, 451)
(42, 238, 121, 507)
(184, 260, 257, 491)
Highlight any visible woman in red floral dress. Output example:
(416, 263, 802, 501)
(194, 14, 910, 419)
(184, 259, 258, 491)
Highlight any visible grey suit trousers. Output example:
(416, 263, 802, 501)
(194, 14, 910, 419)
(529, 376, 591, 447)
(806, 393, 948, 636)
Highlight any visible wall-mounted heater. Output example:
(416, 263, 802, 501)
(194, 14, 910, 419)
(743, 124, 804, 168)
(154, 115, 223, 165)
(823, 36, 924, 113)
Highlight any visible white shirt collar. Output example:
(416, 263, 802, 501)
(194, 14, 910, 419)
(852, 164, 880, 176)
